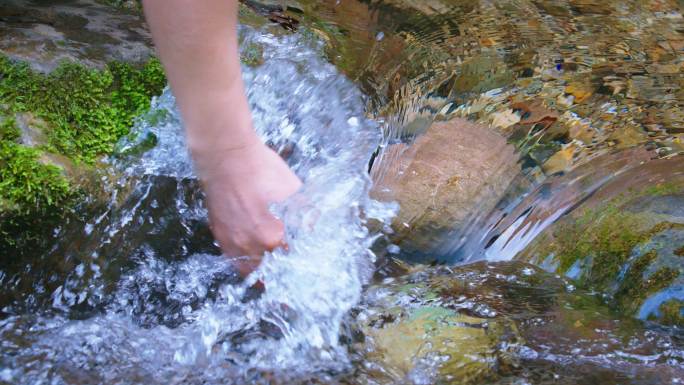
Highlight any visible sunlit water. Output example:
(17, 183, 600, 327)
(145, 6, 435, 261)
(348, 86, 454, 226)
(0, 27, 396, 384)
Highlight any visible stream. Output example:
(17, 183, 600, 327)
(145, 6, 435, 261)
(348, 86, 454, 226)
(1, 1, 684, 384)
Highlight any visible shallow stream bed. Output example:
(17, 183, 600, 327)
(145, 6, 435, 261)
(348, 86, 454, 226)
(1, 1, 684, 384)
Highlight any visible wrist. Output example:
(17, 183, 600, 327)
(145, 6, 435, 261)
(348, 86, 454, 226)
(179, 79, 256, 153)
(190, 137, 266, 179)
(183, 104, 262, 176)
(187, 127, 261, 157)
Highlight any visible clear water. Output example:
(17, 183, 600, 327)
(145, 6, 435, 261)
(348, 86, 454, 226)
(0, 27, 396, 384)
(351, 261, 684, 384)
(2, 1, 684, 384)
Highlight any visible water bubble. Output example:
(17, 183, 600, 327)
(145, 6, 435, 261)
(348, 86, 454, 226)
(387, 244, 401, 254)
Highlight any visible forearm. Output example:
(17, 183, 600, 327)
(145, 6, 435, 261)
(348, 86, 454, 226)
(142, 0, 258, 168)
(142, 1, 301, 271)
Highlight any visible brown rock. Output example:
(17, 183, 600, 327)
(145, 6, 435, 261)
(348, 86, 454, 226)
(371, 118, 520, 261)
(511, 100, 559, 129)
(542, 143, 576, 175)
(565, 82, 593, 103)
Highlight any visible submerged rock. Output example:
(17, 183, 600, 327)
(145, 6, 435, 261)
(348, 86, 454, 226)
(348, 261, 684, 384)
(351, 263, 522, 384)
(513, 155, 684, 325)
(361, 307, 503, 383)
(371, 118, 520, 262)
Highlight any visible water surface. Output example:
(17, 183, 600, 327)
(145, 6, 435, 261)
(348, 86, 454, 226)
(2, 1, 684, 383)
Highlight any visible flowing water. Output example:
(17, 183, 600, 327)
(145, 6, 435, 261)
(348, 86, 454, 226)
(2, 1, 684, 384)
(1, 27, 396, 383)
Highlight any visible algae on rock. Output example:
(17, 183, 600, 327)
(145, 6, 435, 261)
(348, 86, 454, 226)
(0, 55, 166, 164)
(517, 181, 684, 324)
(0, 54, 166, 258)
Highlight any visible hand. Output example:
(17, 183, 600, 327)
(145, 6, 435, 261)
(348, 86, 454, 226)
(197, 141, 302, 276)
(143, 0, 301, 276)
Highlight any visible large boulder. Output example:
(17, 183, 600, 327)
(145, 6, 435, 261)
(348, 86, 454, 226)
(371, 118, 520, 262)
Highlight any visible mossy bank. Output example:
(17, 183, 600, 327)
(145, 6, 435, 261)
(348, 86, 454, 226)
(0, 54, 166, 258)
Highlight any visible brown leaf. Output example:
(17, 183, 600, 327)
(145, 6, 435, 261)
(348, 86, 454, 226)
(511, 100, 559, 129)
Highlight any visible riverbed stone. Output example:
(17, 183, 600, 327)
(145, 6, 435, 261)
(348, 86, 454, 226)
(370, 118, 520, 262)
(350, 260, 684, 384)
(515, 155, 684, 325)
(362, 307, 499, 382)
(352, 263, 522, 384)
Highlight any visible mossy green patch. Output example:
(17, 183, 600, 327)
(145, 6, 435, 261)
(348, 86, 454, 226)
(0, 118, 75, 257)
(641, 181, 682, 197)
(0, 54, 166, 256)
(552, 203, 646, 286)
(0, 116, 20, 142)
(0, 141, 72, 214)
(655, 299, 684, 326)
(614, 250, 679, 314)
(238, 3, 270, 28)
(0, 55, 165, 163)
(533, 184, 684, 319)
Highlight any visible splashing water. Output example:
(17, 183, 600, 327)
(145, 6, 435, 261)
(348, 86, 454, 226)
(0, 26, 396, 384)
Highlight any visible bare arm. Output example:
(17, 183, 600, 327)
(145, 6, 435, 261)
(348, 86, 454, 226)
(143, 0, 301, 276)
(142, 0, 254, 156)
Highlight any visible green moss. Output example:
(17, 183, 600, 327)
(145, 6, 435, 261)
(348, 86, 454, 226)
(0, 208, 67, 262)
(641, 182, 682, 197)
(0, 145, 72, 217)
(240, 42, 265, 67)
(614, 250, 679, 314)
(238, 4, 269, 28)
(0, 119, 75, 260)
(553, 203, 645, 286)
(0, 109, 74, 259)
(0, 54, 165, 255)
(655, 299, 684, 326)
(542, 193, 684, 317)
(0, 117, 20, 142)
(550, 181, 684, 282)
(0, 55, 166, 164)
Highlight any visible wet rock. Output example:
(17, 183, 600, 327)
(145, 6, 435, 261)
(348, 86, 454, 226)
(350, 261, 684, 384)
(360, 307, 505, 383)
(564, 81, 593, 103)
(351, 263, 522, 384)
(657, 299, 684, 326)
(371, 118, 521, 262)
(510, 99, 559, 130)
(13, 112, 47, 147)
(453, 54, 515, 96)
(513, 155, 684, 324)
(541, 142, 576, 174)
(0, 0, 153, 71)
